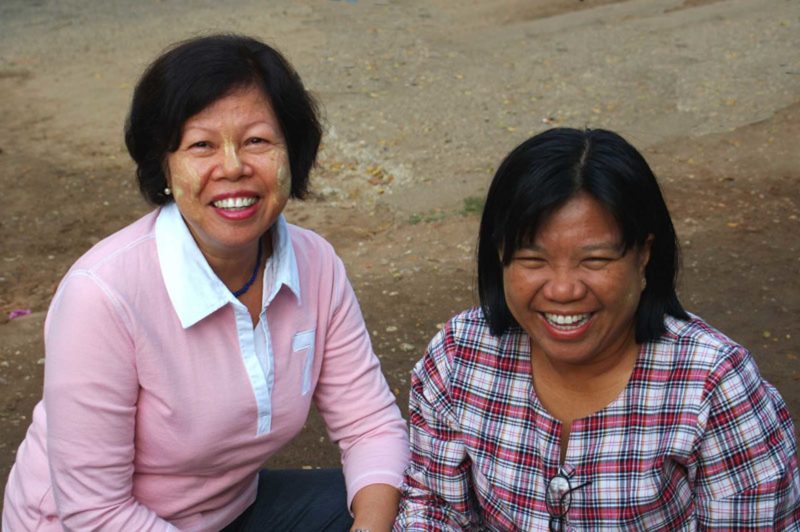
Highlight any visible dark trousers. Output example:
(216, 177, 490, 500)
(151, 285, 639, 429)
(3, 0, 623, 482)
(221, 468, 354, 531)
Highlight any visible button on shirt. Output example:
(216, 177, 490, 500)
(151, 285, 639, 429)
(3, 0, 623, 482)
(3, 204, 409, 532)
(395, 307, 800, 530)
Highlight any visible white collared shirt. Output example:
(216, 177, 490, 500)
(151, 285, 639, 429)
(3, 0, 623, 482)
(155, 203, 300, 434)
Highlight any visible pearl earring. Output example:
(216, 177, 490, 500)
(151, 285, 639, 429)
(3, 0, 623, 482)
(164, 187, 172, 196)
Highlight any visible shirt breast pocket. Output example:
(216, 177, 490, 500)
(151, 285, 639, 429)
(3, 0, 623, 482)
(292, 329, 316, 395)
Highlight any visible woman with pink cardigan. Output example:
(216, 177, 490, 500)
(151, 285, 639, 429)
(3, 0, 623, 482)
(4, 34, 408, 532)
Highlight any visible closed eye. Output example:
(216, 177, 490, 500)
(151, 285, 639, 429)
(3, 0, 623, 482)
(582, 257, 615, 270)
(514, 255, 547, 268)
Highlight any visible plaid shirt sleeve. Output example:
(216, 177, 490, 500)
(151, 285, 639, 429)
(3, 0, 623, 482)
(695, 345, 800, 530)
(394, 326, 480, 531)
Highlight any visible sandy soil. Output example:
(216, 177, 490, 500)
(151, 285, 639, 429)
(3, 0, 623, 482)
(1, 0, 799, 507)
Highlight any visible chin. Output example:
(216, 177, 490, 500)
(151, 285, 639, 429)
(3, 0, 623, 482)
(536, 341, 596, 364)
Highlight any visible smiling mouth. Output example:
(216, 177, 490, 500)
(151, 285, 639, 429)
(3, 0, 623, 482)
(542, 312, 591, 329)
(212, 197, 258, 210)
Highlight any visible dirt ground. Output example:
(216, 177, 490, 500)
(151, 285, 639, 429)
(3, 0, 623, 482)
(1, 0, 799, 508)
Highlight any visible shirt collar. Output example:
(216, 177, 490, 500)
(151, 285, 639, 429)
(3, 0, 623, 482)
(155, 203, 300, 329)
(263, 213, 301, 309)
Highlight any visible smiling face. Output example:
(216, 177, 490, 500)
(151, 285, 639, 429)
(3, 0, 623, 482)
(165, 84, 290, 261)
(502, 192, 651, 369)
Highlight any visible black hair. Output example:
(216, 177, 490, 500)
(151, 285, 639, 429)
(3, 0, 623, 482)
(477, 128, 689, 342)
(124, 34, 322, 204)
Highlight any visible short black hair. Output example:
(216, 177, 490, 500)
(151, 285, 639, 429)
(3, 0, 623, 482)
(125, 34, 322, 205)
(477, 128, 688, 342)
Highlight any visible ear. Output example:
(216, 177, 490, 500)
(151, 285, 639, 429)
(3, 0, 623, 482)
(639, 234, 654, 275)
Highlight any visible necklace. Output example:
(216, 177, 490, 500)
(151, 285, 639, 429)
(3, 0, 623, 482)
(232, 238, 263, 298)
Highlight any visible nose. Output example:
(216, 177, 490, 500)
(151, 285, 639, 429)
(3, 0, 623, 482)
(218, 141, 251, 179)
(542, 268, 587, 303)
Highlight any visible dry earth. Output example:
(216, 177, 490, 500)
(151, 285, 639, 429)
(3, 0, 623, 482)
(1, 0, 799, 509)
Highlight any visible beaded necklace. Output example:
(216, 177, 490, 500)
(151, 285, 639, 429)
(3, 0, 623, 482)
(232, 238, 263, 298)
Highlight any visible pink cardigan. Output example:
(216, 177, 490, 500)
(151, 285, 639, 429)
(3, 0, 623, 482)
(3, 205, 409, 531)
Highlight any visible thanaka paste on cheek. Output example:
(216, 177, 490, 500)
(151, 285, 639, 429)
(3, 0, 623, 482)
(277, 163, 291, 200)
(174, 158, 203, 196)
(274, 150, 291, 203)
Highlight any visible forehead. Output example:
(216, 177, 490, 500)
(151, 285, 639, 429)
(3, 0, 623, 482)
(183, 84, 277, 129)
(533, 193, 621, 245)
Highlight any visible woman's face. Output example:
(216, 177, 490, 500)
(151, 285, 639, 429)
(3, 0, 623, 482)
(165, 85, 291, 260)
(502, 192, 651, 368)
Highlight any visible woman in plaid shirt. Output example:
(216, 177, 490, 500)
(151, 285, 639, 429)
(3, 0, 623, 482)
(395, 128, 800, 531)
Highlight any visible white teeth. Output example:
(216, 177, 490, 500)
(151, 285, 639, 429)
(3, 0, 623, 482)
(213, 197, 257, 209)
(544, 313, 590, 326)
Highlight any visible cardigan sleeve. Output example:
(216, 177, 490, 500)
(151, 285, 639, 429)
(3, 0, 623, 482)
(694, 345, 800, 529)
(44, 272, 177, 531)
(311, 253, 410, 509)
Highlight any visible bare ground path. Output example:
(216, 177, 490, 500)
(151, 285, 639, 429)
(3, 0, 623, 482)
(1, 0, 799, 506)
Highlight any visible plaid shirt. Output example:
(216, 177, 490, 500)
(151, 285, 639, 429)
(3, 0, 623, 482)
(395, 308, 800, 531)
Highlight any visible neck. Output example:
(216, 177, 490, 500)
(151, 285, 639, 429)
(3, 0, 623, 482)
(201, 237, 270, 295)
(530, 335, 640, 428)
(531, 334, 639, 394)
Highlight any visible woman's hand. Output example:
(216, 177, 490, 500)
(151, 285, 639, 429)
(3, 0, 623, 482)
(350, 483, 401, 532)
